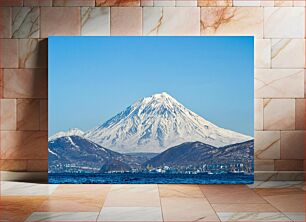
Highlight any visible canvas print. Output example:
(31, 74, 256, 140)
(48, 36, 254, 184)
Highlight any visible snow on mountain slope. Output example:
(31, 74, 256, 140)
(49, 128, 84, 141)
(85, 92, 253, 153)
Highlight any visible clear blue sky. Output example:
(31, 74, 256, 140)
(49, 36, 254, 137)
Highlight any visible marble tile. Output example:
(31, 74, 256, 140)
(12, 7, 39, 38)
(53, 0, 95, 6)
(275, 172, 304, 181)
(272, 39, 305, 68)
(212, 203, 278, 212)
(81, 7, 110, 36)
(0, 0, 22, 6)
(255, 188, 305, 196)
(0, 99, 16, 130)
(154, 0, 175, 6)
(0, 39, 18, 68)
(41, 7, 80, 38)
(17, 99, 40, 130)
(0, 159, 27, 171)
(283, 212, 305, 222)
(161, 197, 219, 221)
(264, 7, 305, 38)
(103, 184, 160, 207)
(254, 99, 263, 130)
(280, 131, 305, 159)
(198, 0, 232, 6)
(260, 0, 274, 6)
(143, 7, 200, 36)
(111, 7, 142, 35)
(96, 0, 140, 6)
(26, 212, 99, 222)
(217, 212, 291, 221)
(24, 0, 52, 6)
(38, 196, 104, 212)
(200, 185, 266, 204)
(0, 196, 47, 221)
(176, 0, 197, 6)
(0, 69, 3, 98)
(141, 0, 153, 6)
(256, 188, 305, 212)
(255, 39, 271, 68)
(19, 39, 48, 68)
(233, 0, 261, 6)
(275, 160, 304, 171)
(293, 0, 305, 6)
(0, 7, 11, 38)
(263, 99, 295, 130)
(255, 171, 304, 181)
(255, 131, 280, 160)
(159, 184, 204, 198)
(200, 7, 263, 38)
(1, 181, 58, 196)
(249, 181, 304, 189)
(254, 160, 274, 171)
(295, 99, 305, 130)
(98, 207, 163, 221)
(52, 184, 111, 199)
(304, 70, 306, 98)
(27, 159, 48, 172)
(274, 0, 293, 6)
(255, 69, 304, 98)
(40, 99, 48, 130)
(0, 131, 48, 159)
(3, 69, 48, 99)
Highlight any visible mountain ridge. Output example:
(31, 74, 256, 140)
(48, 134, 253, 174)
(48, 135, 141, 173)
(144, 140, 254, 168)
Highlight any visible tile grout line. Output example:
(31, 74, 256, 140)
(199, 185, 295, 221)
(157, 184, 165, 222)
(252, 189, 295, 221)
(251, 187, 272, 205)
(95, 184, 112, 221)
(198, 184, 223, 222)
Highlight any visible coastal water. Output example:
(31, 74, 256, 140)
(48, 172, 253, 184)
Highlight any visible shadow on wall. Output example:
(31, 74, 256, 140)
(1, 39, 48, 183)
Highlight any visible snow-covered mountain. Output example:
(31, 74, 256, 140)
(84, 92, 252, 153)
(48, 128, 84, 141)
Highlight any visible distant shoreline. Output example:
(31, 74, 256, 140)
(48, 172, 254, 184)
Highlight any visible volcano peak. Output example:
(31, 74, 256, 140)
(84, 93, 252, 153)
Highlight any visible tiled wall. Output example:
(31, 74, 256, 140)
(0, 0, 305, 180)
